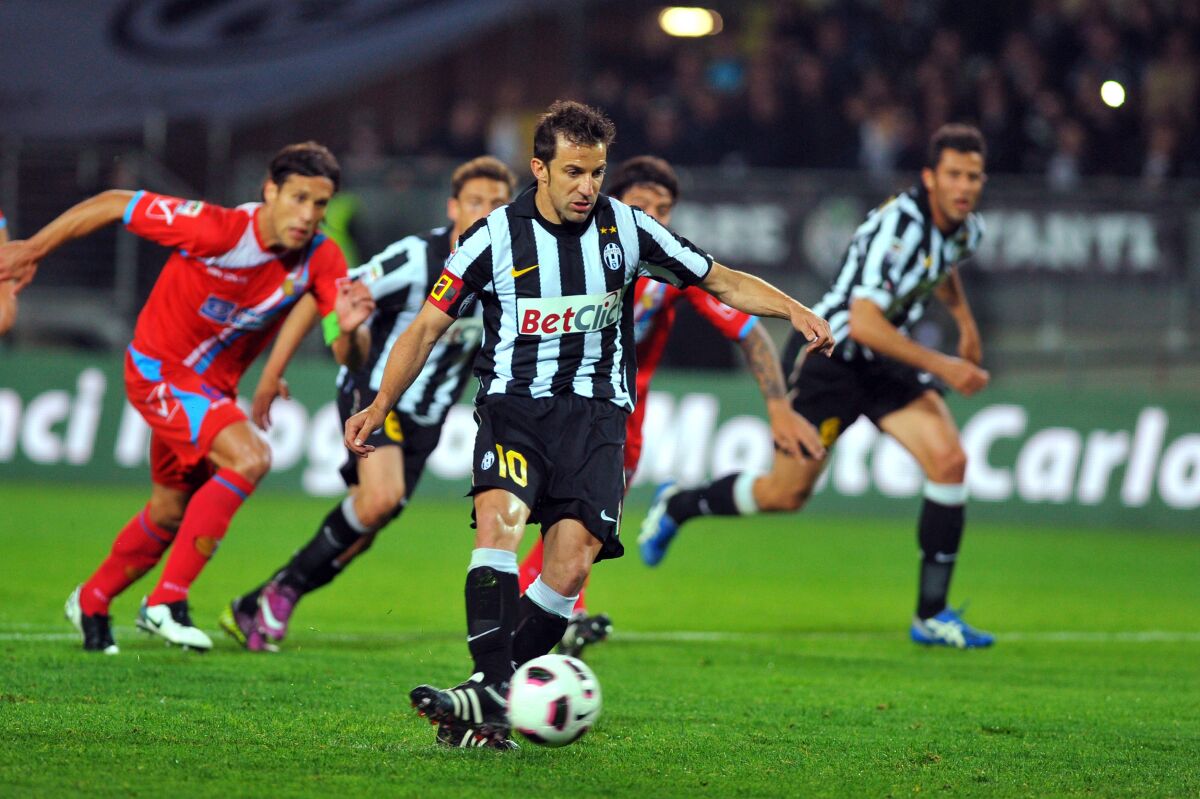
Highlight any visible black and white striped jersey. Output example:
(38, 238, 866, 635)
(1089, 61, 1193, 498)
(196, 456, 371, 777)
(811, 184, 984, 362)
(428, 186, 712, 412)
(337, 226, 483, 426)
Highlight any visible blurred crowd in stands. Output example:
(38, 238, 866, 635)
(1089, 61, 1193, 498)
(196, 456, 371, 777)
(337, 0, 1200, 190)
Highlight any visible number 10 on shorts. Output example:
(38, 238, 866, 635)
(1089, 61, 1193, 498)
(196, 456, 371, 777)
(494, 444, 528, 488)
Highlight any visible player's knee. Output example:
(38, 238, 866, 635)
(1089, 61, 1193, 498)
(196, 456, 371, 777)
(146, 498, 185, 533)
(356, 487, 404, 529)
(475, 507, 525, 549)
(229, 438, 273, 483)
(928, 446, 967, 483)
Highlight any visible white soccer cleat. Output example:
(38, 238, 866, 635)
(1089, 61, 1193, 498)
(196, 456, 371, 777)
(137, 598, 213, 651)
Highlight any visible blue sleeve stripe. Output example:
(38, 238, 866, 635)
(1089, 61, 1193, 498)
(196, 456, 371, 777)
(0, 216, 7, 230)
(123, 190, 145, 226)
(737, 317, 758, 340)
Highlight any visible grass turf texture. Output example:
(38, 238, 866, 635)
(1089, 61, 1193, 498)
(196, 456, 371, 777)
(0, 482, 1197, 798)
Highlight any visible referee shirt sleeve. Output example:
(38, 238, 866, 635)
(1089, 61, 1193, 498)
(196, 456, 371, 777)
(632, 207, 713, 288)
(427, 219, 492, 318)
(849, 210, 922, 311)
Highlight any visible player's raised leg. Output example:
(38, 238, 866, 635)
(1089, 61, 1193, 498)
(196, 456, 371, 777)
(139, 420, 270, 651)
(878, 391, 992, 648)
(640, 447, 827, 566)
(225, 446, 405, 648)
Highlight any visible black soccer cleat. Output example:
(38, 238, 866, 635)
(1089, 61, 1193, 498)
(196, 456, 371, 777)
(411, 673, 511, 746)
(558, 612, 613, 659)
(435, 720, 520, 751)
(65, 585, 118, 655)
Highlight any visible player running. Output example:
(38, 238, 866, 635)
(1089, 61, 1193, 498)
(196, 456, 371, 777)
(220, 156, 516, 652)
(0, 142, 374, 654)
(344, 100, 833, 748)
(639, 124, 995, 649)
(517, 155, 825, 658)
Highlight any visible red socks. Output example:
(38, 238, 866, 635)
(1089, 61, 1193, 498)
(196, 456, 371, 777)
(80, 506, 175, 616)
(518, 537, 588, 614)
(146, 469, 255, 606)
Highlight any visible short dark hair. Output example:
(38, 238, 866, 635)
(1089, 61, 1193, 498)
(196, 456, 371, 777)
(606, 155, 680, 202)
(928, 124, 986, 169)
(268, 141, 341, 192)
(451, 156, 517, 198)
(532, 100, 616, 165)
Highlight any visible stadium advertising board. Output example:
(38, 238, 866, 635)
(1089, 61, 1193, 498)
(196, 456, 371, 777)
(1, 352, 1196, 531)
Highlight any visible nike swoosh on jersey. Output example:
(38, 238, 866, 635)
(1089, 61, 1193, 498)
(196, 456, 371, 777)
(511, 264, 539, 278)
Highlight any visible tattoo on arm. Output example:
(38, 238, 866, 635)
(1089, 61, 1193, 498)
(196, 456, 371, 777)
(739, 324, 787, 401)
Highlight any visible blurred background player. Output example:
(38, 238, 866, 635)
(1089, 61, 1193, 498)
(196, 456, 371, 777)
(640, 124, 994, 649)
(343, 100, 832, 748)
(517, 155, 825, 658)
(221, 156, 516, 652)
(0, 142, 374, 654)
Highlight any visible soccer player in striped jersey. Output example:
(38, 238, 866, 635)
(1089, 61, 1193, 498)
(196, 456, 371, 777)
(220, 156, 517, 652)
(344, 100, 833, 747)
(640, 124, 995, 649)
(518, 155, 826, 658)
(0, 143, 375, 654)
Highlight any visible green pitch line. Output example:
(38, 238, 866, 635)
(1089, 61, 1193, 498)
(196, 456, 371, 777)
(0, 482, 1196, 798)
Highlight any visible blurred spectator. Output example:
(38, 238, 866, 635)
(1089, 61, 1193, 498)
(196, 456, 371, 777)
(1047, 118, 1087, 191)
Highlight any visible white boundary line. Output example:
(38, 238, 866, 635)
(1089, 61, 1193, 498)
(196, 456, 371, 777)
(5, 628, 1199, 643)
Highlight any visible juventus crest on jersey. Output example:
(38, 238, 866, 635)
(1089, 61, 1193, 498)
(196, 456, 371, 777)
(814, 184, 985, 361)
(338, 226, 483, 426)
(428, 187, 713, 412)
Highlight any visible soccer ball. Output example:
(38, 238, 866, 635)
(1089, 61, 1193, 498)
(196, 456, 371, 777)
(507, 654, 602, 747)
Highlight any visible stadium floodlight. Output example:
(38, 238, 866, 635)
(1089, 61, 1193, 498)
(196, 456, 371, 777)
(1100, 80, 1126, 108)
(659, 7, 723, 37)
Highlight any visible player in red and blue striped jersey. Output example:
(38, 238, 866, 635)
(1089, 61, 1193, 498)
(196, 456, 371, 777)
(0, 143, 375, 654)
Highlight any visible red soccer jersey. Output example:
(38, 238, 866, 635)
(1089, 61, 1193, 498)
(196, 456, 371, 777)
(630, 277, 756, 403)
(124, 191, 347, 394)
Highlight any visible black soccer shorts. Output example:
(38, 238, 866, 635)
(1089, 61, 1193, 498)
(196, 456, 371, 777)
(788, 351, 944, 448)
(470, 393, 627, 562)
(337, 381, 442, 495)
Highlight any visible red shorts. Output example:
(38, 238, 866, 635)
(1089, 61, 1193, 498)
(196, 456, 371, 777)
(124, 346, 246, 492)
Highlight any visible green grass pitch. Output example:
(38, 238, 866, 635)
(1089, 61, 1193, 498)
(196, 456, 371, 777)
(1, 481, 1197, 797)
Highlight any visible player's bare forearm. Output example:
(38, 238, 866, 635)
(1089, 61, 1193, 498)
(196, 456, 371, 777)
(335, 326, 371, 372)
(737, 323, 787, 402)
(701, 262, 797, 320)
(935, 268, 977, 326)
(702, 263, 833, 354)
(848, 298, 946, 372)
(266, 294, 319, 379)
(28, 191, 134, 260)
(372, 304, 453, 410)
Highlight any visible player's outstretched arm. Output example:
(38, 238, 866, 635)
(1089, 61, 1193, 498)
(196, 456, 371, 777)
(700, 263, 833, 355)
(934, 266, 982, 366)
(252, 294, 319, 430)
(0, 191, 133, 284)
(736, 324, 825, 459)
(848, 297, 989, 397)
(344, 302, 453, 456)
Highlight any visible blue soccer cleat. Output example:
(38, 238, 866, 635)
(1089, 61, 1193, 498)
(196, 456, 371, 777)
(911, 607, 995, 649)
(638, 483, 681, 567)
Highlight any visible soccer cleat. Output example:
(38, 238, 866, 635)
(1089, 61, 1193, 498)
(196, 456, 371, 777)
(911, 607, 995, 649)
(638, 482, 681, 567)
(218, 599, 276, 653)
(436, 720, 520, 751)
(558, 612, 613, 659)
(64, 585, 119, 655)
(136, 598, 213, 651)
(255, 581, 300, 643)
(411, 673, 511, 746)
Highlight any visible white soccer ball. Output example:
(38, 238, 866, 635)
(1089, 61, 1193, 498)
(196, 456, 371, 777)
(507, 654, 602, 747)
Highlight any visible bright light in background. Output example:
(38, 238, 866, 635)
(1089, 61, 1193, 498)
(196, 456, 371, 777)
(659, 7, 723, 38)
(1100, 80, 1126, 108)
